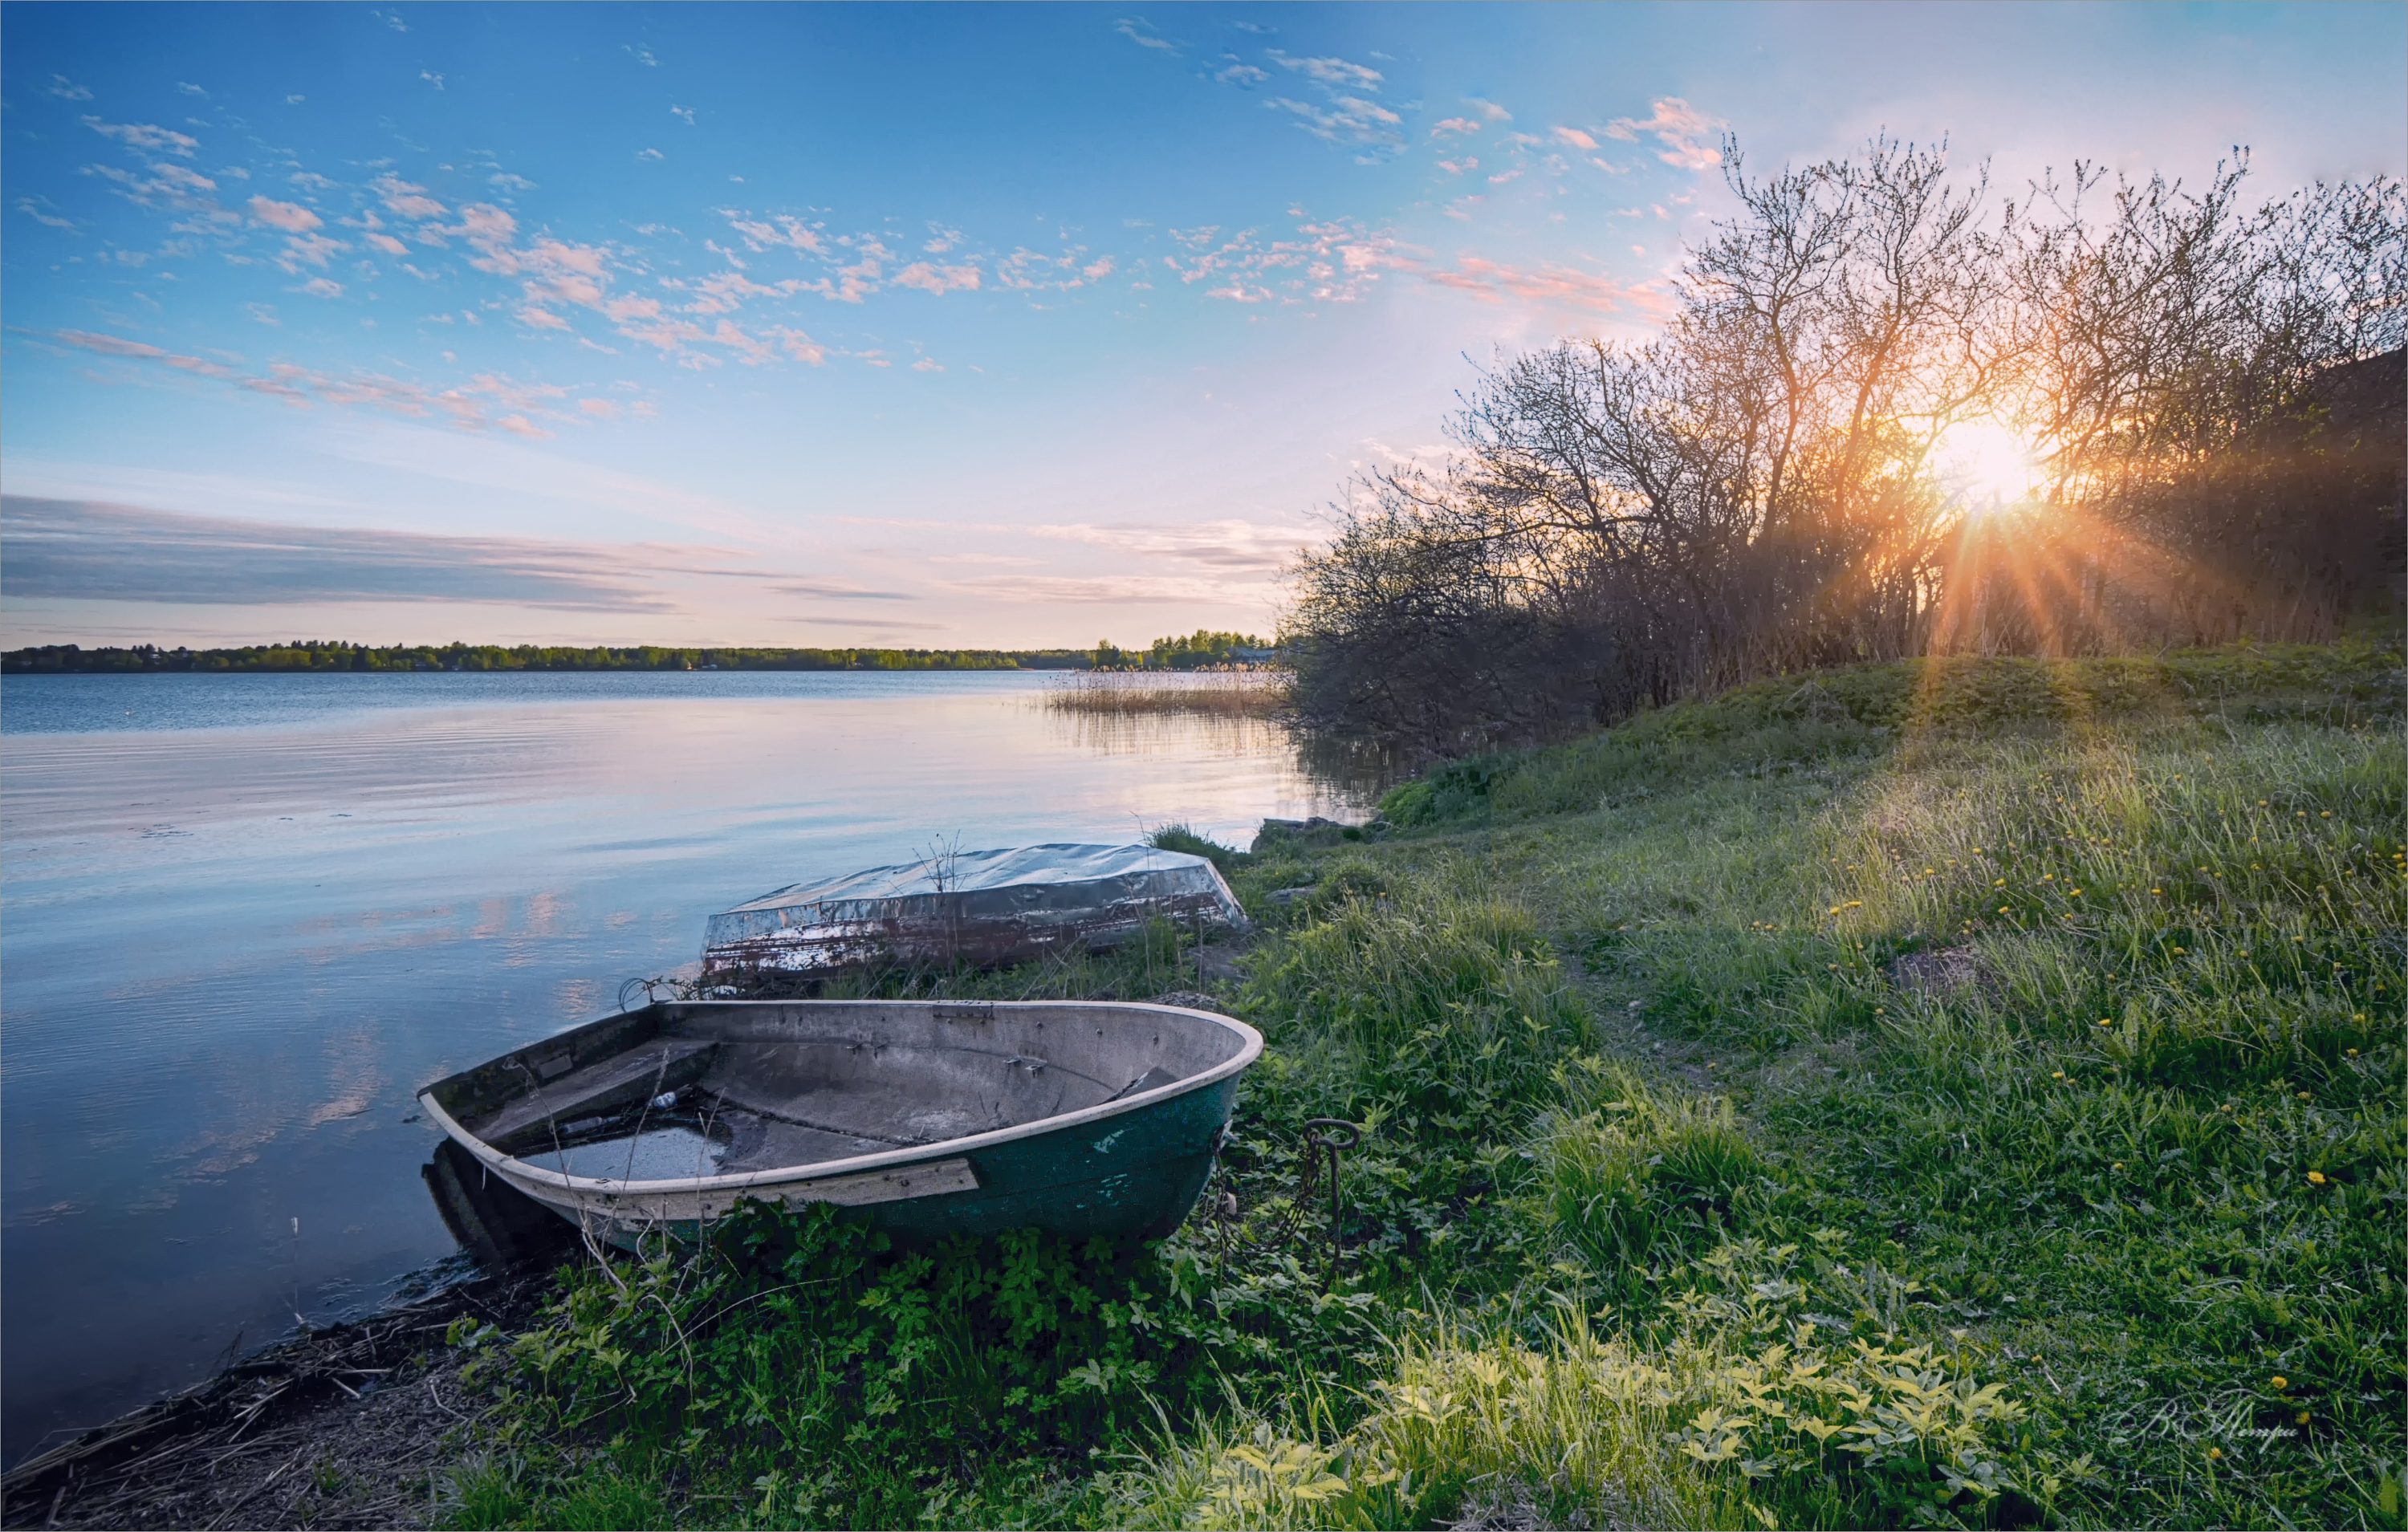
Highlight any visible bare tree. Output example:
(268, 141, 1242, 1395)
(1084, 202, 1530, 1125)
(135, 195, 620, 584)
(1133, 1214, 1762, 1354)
(1287, 136, 2403, 754)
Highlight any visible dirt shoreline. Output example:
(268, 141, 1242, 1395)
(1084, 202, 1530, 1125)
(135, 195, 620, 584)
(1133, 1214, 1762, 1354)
(0, 1269, 551, 1531)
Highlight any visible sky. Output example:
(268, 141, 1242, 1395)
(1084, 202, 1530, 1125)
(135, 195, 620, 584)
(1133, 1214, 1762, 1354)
(3, 2, 2402, 651)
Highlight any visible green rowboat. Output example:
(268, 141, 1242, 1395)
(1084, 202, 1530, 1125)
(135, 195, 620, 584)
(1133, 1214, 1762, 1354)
(417, 998, 1262, 1250)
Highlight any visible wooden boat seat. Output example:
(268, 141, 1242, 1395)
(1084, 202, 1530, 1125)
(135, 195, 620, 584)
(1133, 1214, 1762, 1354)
(476, 1038, 720, 1148)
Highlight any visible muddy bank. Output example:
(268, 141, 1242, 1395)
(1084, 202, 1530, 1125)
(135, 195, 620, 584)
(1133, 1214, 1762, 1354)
(0, 1270, 550, 1531)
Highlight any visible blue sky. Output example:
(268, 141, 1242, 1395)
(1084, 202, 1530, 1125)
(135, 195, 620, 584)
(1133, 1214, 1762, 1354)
(5, 2, 2402, 649)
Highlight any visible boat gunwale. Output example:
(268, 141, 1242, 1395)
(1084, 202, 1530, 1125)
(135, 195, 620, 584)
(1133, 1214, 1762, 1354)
(417, 998, 1263, 1200)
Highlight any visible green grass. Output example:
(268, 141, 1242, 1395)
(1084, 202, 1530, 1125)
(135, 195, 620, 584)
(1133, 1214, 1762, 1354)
(442, 643, 2404, 1529)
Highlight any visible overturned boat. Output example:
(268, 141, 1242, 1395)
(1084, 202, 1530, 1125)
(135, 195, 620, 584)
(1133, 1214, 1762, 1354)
(700, 842, 1246, 977)
(418, 997, 1262, 1250)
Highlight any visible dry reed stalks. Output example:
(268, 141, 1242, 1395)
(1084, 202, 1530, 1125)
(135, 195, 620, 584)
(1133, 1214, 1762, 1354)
(1041, 668, 1291, 718)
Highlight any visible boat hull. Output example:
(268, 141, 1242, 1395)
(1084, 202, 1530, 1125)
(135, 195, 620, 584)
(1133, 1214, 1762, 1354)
(418, 998, 1259, 1249)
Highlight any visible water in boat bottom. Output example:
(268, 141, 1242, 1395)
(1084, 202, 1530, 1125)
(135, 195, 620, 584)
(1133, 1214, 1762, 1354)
(520, 1124, 730, 1182)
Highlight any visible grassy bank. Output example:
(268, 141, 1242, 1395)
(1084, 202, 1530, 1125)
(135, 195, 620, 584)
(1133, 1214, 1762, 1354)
(437, 644, 2402, 1531)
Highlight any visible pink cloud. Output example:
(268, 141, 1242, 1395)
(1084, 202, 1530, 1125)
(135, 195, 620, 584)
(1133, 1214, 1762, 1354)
(247, 196, 321, 233)
(892, 261, 981, 295)
(293, 277, 344, 298)
(772, 327, 826, 364)
(498, 414, 547, 437)
(1605, 97, 1723, 170)
(364, 232, 409, 255)
(1552, 126, 1598, 151)
(277, 233, 347, 270)
(1430, 117, 1483, 138)
(708, 320, 771, 364)
(726, 214, 826, 254)
(519, 307, 572, 331)
(579, 397, 619, 417)
(372, 174, 448, 221)
(51, 329, 167, 359)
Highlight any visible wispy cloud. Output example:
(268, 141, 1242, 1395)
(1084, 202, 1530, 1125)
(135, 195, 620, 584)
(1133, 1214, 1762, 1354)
(942, 573, 1244, 605)
(83, 117, 200, 156)
(48, 75, 94, 102)
(372, 173, 447, 220)
(1026, 519, 1307, 572)
(1115, 18, 1179, 53)
(36, 327, 619, 433)
(1257, 49, 1403, 159)
(0, 496, 676, 611)
(1406, 253, 1668, 315)
(17, 195, 79, 231)
(767, 579, 914, 600)
(1605, 97, 1723, 170)
(1270, 52, 1382, 90)
(247, 196, 322, 234)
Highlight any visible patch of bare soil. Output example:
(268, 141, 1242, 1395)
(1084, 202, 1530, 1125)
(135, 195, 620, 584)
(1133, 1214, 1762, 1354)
(1885, 945, 1984, 996)
(0, 1271, 550, 1532)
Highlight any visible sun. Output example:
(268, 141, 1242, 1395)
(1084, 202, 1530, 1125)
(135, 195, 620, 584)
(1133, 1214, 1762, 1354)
(1934, 419, 2041, 512)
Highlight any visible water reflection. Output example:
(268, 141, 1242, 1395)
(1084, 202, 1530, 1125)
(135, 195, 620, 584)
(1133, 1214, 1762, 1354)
(0, 672, 1365, 1465)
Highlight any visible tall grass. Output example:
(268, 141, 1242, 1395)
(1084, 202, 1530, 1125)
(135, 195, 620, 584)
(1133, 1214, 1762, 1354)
(1043, 668, 1291, 717)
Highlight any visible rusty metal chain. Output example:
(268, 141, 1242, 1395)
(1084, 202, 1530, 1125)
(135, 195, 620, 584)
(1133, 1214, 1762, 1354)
(1208, 1116, 1362, 1291)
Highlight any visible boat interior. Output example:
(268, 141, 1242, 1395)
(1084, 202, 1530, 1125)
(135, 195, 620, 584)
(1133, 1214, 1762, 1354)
(421, 999, 1249, 1180)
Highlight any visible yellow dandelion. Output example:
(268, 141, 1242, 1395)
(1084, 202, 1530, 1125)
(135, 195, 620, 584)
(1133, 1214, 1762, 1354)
(2071, 888, 2084, 896)
(2112, 1161, 2124, 1170)
(2208, 1447, 2223, 1461)
(2272, 1376, 2288, 1390)
(2307, 1171, 2327, 1185)
(2097, 1018, 2114, 1027)
(1995, 879, 2007, 887)
(2296, 1410, 2310, 1425)
(2150, 887, 2162, 894)
(2052, 1071, 2065, 1080)
(2321, 811, 2331, 818)
(2043, 872, 2055, 881)
(2347, 1047, 2360, 1057)
(2172, 946, 2185, 954)
(2298, 1091, 2311, 1099)
(1999, 906, 2011, 914)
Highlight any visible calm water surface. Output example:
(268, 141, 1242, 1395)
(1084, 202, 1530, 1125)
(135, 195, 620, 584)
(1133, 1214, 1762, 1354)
(0, 671, 1365, 1464)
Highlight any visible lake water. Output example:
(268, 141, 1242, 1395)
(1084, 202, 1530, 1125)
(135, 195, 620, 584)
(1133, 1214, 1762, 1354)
(0, 671, 1365, 1465)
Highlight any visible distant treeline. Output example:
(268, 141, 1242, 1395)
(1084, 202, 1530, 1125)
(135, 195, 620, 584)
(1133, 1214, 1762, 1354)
(0, 641, 1098, 674)
(1095, 630, 1275, 671)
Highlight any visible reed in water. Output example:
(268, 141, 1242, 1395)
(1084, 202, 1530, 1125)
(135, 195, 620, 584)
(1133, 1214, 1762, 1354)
(1041, 667, 1290, 717)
